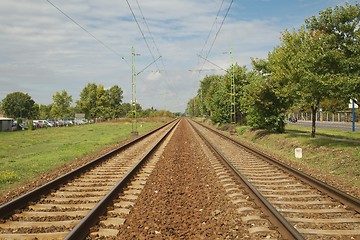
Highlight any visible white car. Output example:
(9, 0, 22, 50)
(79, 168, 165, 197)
(33, 120, 53, 128)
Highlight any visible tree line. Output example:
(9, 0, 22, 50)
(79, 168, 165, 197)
(1, 83, 174, 121)
(186, 2, 360, 137)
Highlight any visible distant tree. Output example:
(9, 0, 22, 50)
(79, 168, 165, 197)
(127, 102, 142, 118)
(76, 83, 100, 119)
(198, 74, 221, 117)
(224, 64, 249, 124)
(202, 64, 248, 124)
(120, 103, 132, 117)
(39, 104, 52, 119)
(76, 83, 124, 119)
(186, 96, 201, 117)
(149, 109, 173, 118)
(50, 90, 72, 119)
(105, 85, 123, 118)
(32, 103, 40, 119)
(1, 92, 36, 119)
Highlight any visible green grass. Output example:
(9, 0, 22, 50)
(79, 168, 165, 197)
(236, 124, 360, 189)
(286, 124, 360, 141)
(0, 120, 163, 194)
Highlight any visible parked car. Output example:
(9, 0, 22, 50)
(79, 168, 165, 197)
(33, 120, 53, 128)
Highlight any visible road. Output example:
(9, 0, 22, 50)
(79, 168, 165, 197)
(288, 120, 358, 132)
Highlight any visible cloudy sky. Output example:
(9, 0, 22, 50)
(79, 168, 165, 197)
(0, 0, 356, 112)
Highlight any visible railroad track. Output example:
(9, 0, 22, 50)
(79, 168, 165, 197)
(189, 119, 360, 240)
(0, 119, 179, 239)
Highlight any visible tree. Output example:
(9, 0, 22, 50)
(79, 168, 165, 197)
(186, 96, 201, 117)
(305, 2, 360, 105)
(266, 3, 360, 137)
(76, 83, 124, 120)
(105, 85, 123, 118)
(198, 74, 221, 117)
(127, 102, 142, 118)
(193, 64, 249, 124)
(1, 92, 36, 119)
(242, 69, 292, 133)
(120, 103, 132, 117)
(39, 104, 52, 119)
(225, 64, 249, 124)
(50, 90, 72, 119)
(267, 25, 347, 137)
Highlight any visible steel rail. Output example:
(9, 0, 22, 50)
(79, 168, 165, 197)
(192, 119, 360, 213)
(65, 118, 179, 239)
(0, 119, 177, 219)
(189, 120, 304, 240)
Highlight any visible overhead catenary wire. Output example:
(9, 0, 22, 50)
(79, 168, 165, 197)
(46, 0, 129, 65)
(127, 0, 182, 110)
(135, 0, 161, 71)
(198, 0, 234, 73)
(199, 0, 226, 58)
(204, 0, 234, 62)
(125, 0, 160, 73)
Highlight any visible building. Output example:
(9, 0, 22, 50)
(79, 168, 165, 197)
(0, 117, 14, 132)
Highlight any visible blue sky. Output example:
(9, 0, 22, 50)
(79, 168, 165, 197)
(0, 0, 356, 112)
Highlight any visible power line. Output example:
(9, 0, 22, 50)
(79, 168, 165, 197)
(134, 0, 181, 109)
(127, 0, 182, 111)
(199, 0, 225, 58)
(135, 0, 161, 71)
(46, 0, 128, 64)
(125, 0, 160, 72)
(204, 0, 234, 61)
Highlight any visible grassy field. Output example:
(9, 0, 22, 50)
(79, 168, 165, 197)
(0, 119, 165, 194)
(236, 124, 360, 189)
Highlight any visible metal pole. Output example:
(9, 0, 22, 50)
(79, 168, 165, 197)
(230, 48, 236, 124)
(131, 46, 138, 136)
(352, 99, 355, 132)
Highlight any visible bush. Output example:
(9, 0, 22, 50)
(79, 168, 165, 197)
(27, 120, 35, 130)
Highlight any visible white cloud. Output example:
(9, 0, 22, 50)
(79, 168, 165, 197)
(1, 0, 351, 112)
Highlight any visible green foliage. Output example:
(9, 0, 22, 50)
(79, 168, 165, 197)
(76, 83, 125, 119)
(1, 92, 37, 119)
(188, 64, 249, 124)
(242, 71, 289, 133)
(186, 2, 359, 136)
(51, 90, 73, 119)
(264, 2, 360, 137)
(305, 2, 360, 99)
(39, 104, 52, 119)
(186, 96, 201, 117)
(26, 120, 35, 130)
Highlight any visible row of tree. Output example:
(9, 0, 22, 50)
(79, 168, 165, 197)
(187, 2, 360, 137)
(1, 83, 173, 121)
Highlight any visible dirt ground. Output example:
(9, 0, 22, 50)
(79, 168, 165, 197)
(116, 119, 252, 239)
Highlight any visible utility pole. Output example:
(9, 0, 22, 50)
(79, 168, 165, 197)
(230, 48, 236, 125)
(131, 45, 139, 136)
(196, 49, 236, 128)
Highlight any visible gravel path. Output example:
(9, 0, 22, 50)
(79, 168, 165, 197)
(117, 119, 251, 239)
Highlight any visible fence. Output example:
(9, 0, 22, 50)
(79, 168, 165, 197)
(291, 111, 359, 122)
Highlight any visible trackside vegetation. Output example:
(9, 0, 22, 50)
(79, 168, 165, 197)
(186, 3, 360, 138)
(0, 83, 178, 123)
(235, 124, 360, 189)
(0, 120, 164, 194)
